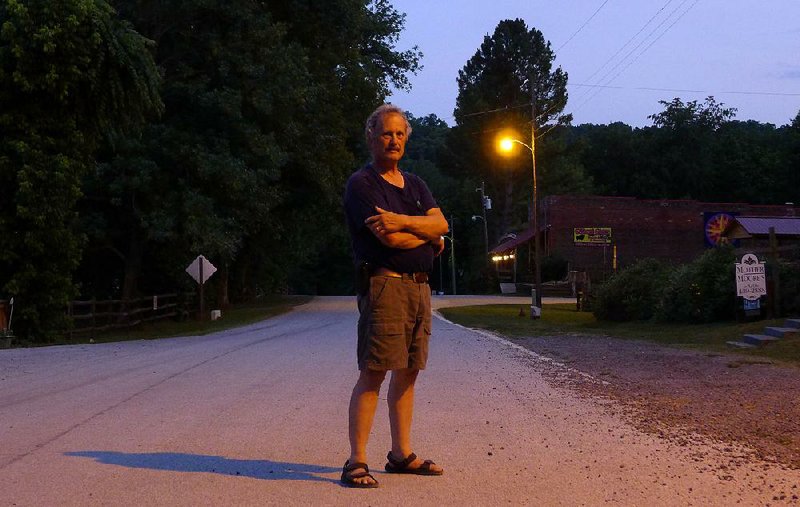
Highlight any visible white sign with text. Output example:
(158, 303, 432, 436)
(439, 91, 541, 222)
(735, 253, 766, 301)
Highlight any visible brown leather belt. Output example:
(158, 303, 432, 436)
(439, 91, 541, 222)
(372, 267, 429, 284)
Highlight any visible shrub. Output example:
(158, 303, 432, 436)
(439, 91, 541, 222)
(778, 260, 800, 316)
(655, 245, 737, 323)
(593, 258, 673, 321)
(541, 254, 568, 282)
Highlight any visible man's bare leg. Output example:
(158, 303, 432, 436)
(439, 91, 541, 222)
(347, 369, 386, 485)
(387, 368, 443, 473)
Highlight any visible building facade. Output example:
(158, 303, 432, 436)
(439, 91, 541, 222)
(493, 195, 798, 282)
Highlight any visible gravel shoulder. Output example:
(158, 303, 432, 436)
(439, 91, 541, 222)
(509, 333, 800, 470)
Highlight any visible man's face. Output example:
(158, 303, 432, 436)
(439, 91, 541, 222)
(370, 112, 407, 165)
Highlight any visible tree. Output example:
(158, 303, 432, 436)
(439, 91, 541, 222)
(572, 122, 642, 196)
(85, 1, 421, 302)
(0, 0, 161, 340)
(446, 19, 590, 289)
(92, 0, 303, 303)
(450, 19, 575, 240)
(261, 0, 421, 295)
(645, 96, 737, 199)
(710, 120, 784, 203)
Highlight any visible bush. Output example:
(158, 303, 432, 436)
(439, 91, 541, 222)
(541, 254, 568, 283)
(593, 258, 673, 321)
(655, 245, 737, 323)
(778, 260, 800, 316)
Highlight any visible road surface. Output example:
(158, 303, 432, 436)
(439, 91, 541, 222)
(1, 296, 797, 506)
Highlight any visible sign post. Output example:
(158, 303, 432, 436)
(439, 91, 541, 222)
(185, 255, 217, 320)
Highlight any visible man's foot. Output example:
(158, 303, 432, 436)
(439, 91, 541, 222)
(385, 451, 444, 475)
(341, 460, 379, 488)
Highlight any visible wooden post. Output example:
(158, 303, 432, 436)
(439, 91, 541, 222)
(91, 299, 97, 340)
(769, 227, 781, 318)
(67, 302, 73, 342)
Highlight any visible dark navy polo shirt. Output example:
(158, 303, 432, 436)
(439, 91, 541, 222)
(344, 164, 439, 273)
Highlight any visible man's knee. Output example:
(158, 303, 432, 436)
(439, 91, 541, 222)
(392, 368, 419, 385)
(358, 368, 387, 390)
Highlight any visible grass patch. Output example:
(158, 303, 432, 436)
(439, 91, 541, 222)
(61, 295, 312, 345)
(439, 303, 800, 366)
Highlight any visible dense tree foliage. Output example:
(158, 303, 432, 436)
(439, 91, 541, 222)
(2, 1, 419, 340)
(574, 98, 798, 205)
(81, 0, 420, 304)
(0, 0, 161, 340)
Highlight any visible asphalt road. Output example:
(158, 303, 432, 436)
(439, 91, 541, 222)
(1, 296, 797, 506)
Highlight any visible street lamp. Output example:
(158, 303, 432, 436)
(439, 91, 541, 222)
(475, 181, 491, 257)
(498, 135, 542, 319)
(442, 218, 456, 295)
(471, 215, 489, 256)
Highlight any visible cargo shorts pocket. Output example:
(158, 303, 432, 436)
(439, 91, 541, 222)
(370, 321, 405, 339)
(367, 320, 407, 368)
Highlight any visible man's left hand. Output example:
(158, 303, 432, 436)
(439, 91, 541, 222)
(365, 206, 407, 235)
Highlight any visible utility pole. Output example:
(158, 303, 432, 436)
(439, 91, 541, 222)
(475, 181, 490, 255)
(448, 217, 457, 295)
(530, 88, 542, 319)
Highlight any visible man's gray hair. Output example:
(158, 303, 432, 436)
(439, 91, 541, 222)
(364, 104, 412, 141)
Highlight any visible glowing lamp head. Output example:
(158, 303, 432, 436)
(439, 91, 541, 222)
(499, 138, 515, 153)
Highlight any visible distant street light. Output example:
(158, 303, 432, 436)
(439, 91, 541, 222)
(443, 218, 457, 295)
(498, 134, 542, 319)
(471, 215, 489, 257)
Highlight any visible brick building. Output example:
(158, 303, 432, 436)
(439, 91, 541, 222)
(492, 195, 798, 281)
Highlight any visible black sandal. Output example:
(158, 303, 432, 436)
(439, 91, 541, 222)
(384, 452, 443, 476)
(341, 460, 379, 488)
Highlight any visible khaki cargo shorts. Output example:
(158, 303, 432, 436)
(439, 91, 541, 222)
(356, 275, 432, 371)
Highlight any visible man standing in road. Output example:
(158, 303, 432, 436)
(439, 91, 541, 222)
(341, 104, 448, 488)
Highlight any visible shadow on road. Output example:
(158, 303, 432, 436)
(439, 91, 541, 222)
(65, 451, 339, 483)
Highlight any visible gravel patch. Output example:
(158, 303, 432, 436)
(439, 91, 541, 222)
(511, 334, 800, 470)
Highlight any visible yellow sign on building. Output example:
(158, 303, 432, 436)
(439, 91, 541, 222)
(574, 227, 612, 246)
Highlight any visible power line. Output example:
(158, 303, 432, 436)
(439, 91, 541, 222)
(556, 0, 613, 52)
(570, 0, 685, 110)
(569, 83, 800, 97)
(571, 0, 701, 115)
(580, 0, 676, 85)
(459, 102, 532, 119)
(584, 0, 694, 95)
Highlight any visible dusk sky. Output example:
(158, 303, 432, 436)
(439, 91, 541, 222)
(388, 0, 800, 127)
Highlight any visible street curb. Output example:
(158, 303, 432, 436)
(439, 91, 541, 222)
(433, 311, 610, 386)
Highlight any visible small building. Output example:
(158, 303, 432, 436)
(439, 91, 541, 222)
(491, 195, 798, 283)
(722, 216, 800, 259)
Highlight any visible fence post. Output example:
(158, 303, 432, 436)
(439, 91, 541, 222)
(769, 227, 781, 318)
(68, 302, 73, 342)
(91, 299, 97, 340)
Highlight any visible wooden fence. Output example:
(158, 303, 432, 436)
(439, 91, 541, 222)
(66, 293, 194, 339)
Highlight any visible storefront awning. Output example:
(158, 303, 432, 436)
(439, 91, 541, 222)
(490, 225, 537, 254)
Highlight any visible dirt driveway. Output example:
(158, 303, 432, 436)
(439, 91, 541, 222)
(511, 333, 800, 475)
